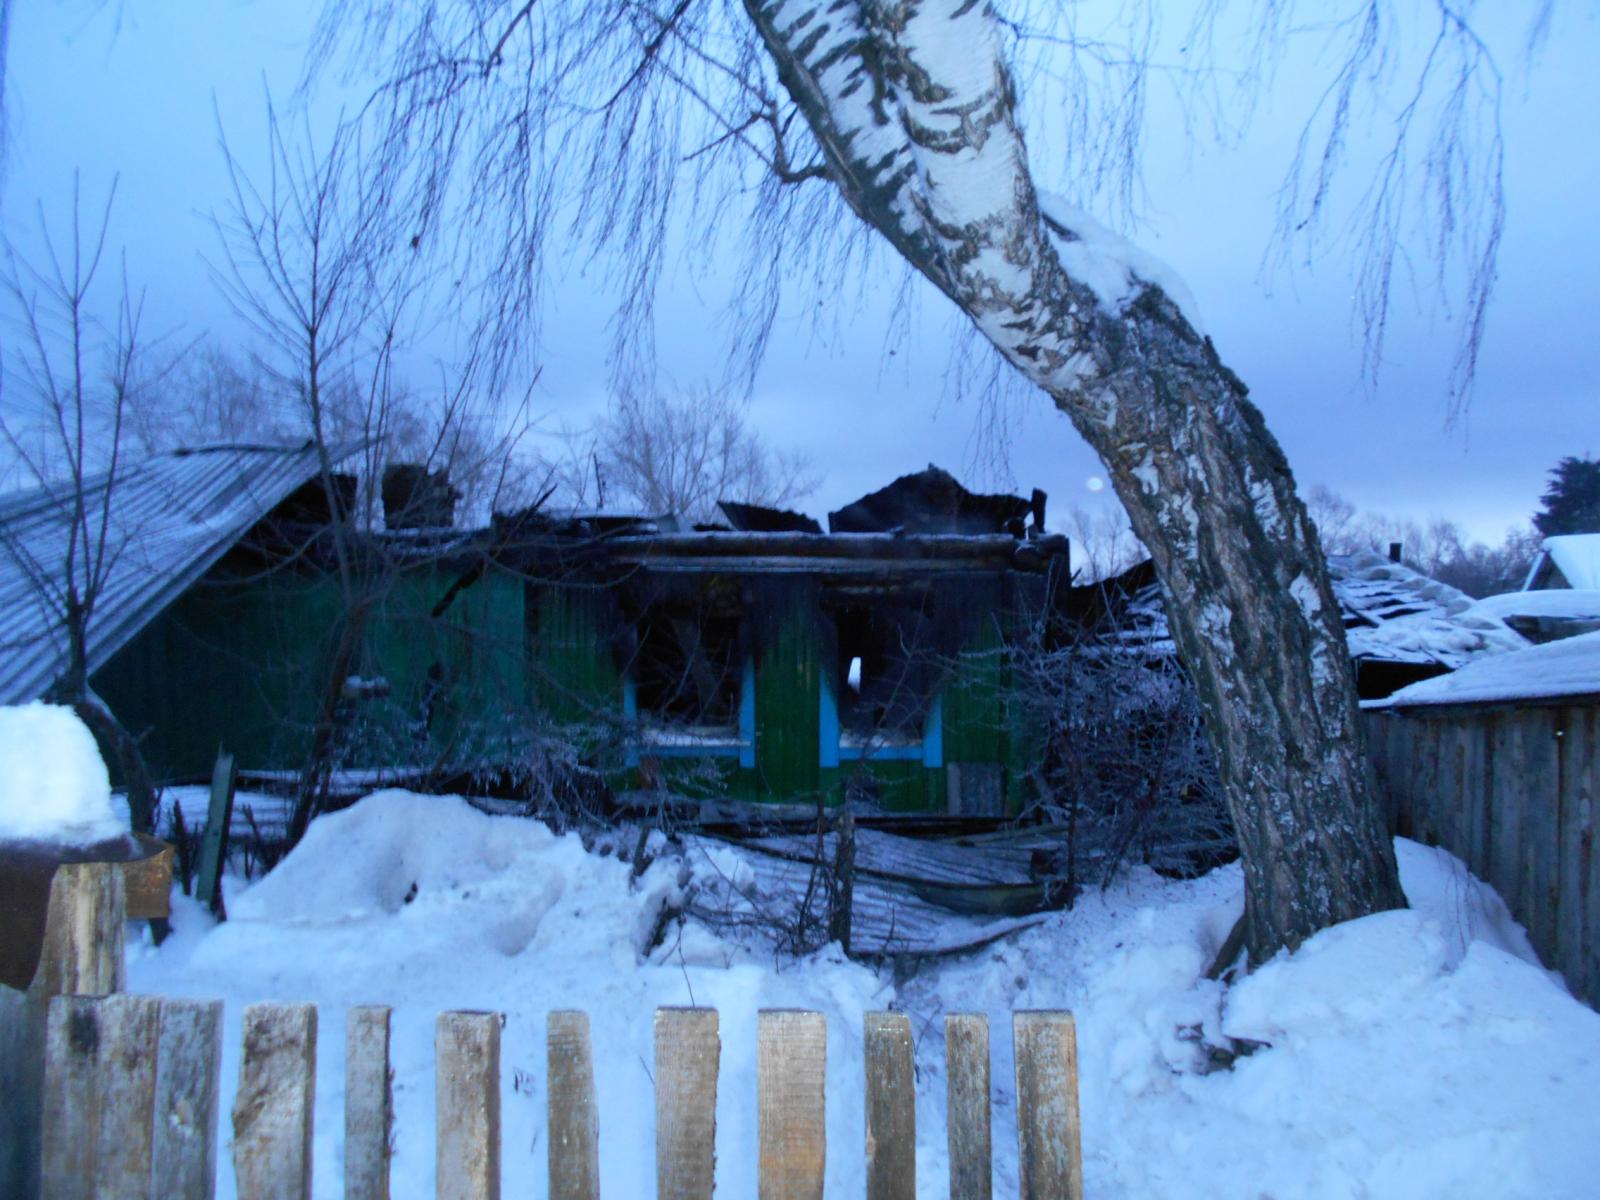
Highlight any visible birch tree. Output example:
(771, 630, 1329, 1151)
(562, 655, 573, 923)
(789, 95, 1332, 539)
(313, 0, 1527, 961)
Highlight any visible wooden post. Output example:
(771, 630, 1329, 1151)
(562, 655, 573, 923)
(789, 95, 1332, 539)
(194, 750, 237, 918)
(1013, 1011, 1083, 1200)
(232, 1002, 317, 1200)
(944, 1014, 992, 1200)
(756, 1009, 826, 1200)
(152, 997, 224, 1200)
(437, 1011, 500, 1200)
(0, 860, 125, 1200)
(547, 1010, 600, 1200)
(863, 1012, 914, 1200)
(346, 1006, 393, 1200)
(654, 1007, 719, 1200)
(41, 993, 161, 1200)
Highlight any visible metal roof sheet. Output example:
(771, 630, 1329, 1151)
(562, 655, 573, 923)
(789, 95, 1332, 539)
(0, 443, 345, 706)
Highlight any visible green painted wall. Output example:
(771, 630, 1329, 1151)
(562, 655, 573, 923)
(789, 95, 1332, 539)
(92, 570, 341, 781)
(753, 587, 824, 805)
(93, 561, 1033, 813)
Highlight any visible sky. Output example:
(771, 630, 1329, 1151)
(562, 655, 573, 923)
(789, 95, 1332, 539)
(2, 1, 1596, 545)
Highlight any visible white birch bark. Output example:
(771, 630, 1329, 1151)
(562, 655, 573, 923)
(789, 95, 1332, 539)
(742, 0, 1405, 960)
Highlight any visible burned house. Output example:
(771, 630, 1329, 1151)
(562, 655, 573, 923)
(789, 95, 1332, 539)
(43, 460, 1067, 816)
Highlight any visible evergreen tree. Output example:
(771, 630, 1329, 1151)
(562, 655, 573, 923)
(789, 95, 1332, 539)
(1535, 456, 1600, 536)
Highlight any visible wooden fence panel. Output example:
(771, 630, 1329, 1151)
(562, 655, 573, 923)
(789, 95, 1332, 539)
(39, 999, 1092, 1199)
(863, 1012, 915, 1200)
(345, 1005, 392, 1200)
(757, 1009, 827, 1200)
(547, 1010, 599, 1200)
(1013, 1011, 1083, 1200)
(945, 1014, 992, 1200)
(437, 1011, 500, 1200)
(654, 1007, 719, 1200)
(1366, 704, 1600, 1007)
(152, 997, 223, 1200)
(232, 1002, 317, 1200)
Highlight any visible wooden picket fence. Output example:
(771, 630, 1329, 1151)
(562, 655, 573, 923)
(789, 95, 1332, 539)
(39, 994, 1083, 1200)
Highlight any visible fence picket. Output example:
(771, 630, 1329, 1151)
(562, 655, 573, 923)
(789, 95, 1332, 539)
(232, 1001, 317, 1200)
(41, 993, 161, 1199)
(152, 997, 223, 1200)
(436, 1011, 501, 1200)
(945, 1013, 992, 1200)
(757, 1009, 826, 1200)
(1013, 1011, 1083, 1200)
(654, 1007, 719, 1200)
(346, 1005, 393, 1200)
(864, 1011, 915, 1200)
(547, 1009, 600, 1200)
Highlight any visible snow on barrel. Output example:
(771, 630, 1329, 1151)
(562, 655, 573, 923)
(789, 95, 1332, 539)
(0, 701, 127, 848)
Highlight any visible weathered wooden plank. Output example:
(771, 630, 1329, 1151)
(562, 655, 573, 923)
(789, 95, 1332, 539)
(944, 1013, 992, 1200)
(151, 997, 224, 1200)
(1522, 710, 1562, 966)
(232, 1002, 317, 1200)
(757, 1009, 826, 1200)
(1489, 715, 1524, 917)
(654, 1007, 719, 1200)
(864, 1012, 915, 1200)
(1437, 724, 1467, 860)
(1013, 1011, 1083, 1200)
(547, 1010, 599, 1200)
(0, 861, 126, 1200)
(436, 1011, 500, 1200)
(1462, 715, 1491, 882)
(1555, 709, 1586, 1000)
(41, 993, 161, 1200)
(346, 1006, 393, 1200)
(1576, 706, 1600, 1005)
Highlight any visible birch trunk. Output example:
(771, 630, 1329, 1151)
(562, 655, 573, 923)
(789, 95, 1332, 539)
(743, 0, 1404, 961)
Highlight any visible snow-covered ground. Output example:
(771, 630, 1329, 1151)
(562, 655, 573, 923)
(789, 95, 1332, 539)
(126, 790, 1600, 1199)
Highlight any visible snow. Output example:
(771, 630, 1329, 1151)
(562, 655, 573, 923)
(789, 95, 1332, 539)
(1539, 534, 1600, 591)
(1377, 629, 1600, 709)
(1471, 589, 1600, 621)
(1038, 193, 1207, 334)
(0, 701, 127, 847)
(126, 792, 1600, 1198)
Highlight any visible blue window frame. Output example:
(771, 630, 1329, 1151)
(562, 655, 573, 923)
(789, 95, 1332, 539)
(624, 655, 755, 769)
(818, 677, 943, 768)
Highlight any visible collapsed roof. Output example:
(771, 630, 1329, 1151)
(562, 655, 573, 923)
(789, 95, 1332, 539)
(1070, 552, 1528, 695)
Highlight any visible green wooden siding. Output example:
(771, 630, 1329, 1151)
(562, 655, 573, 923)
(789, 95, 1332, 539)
(91, 571, 341, 781)
(93, 562, 1030, 813)
(753, 592, 824, 804)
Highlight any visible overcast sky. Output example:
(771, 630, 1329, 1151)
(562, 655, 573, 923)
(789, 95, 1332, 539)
(2, 1, 1596, 544)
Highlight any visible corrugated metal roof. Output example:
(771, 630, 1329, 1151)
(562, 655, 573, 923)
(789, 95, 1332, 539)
(0, 443, 351, 706)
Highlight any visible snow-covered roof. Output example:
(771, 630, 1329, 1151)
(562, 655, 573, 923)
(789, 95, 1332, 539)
(1377, 629, 1600, 710)
(1525, 533, 1600, 591)
(1093, 552, 1527, 670)
(1330, 552, 1528, 668)
(1470, 590, 1600, 622)
(0, 443, 351, 706)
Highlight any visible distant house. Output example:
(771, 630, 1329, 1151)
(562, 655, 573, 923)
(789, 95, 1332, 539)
(1469, 533, 1600, 644)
